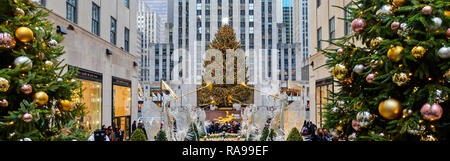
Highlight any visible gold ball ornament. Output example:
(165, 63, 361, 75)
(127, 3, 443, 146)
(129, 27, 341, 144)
(392, 73, 409, 86)
(0, 77, 10, 92)
(332, 64, 348, 80)
(387, 46, 404, 62)
(411, 46, 426, 58)
(60, 100, 73, 111)
(211, 100, 217, 106)
(392, 0, 407, 7)
(370, 37, 383, 47)
(378, 98, 402, 120)
(34, 91, 49, 106)
(15, 27, 34, 43)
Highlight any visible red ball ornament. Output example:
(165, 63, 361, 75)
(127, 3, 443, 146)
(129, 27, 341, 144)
(22, 113, 33, 123)
(421, 6, 432, 15)
(420, 103, 443, 121)
(337, 48, 344, 55)
(351, 18, 366, 33)
(391, 22, 400, 31)
(20, 84, 33, 95)
(366, 73, 376, 83)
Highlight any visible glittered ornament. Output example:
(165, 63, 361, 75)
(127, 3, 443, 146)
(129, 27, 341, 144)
(15, 8, 25, 16)
(20, 84, 32, 95)
(422, 6, 432, 15)
(14, 56, 33, 71)
(38, 52, 45, 60)
(356, 111, 372, 128)
(34, 91, 49, 106)
(0, 99, 8, 107)
(337, 48, 344, 55)
(44, 60, 53, 68)
(387, 46, 404, 62)
(332, 64, 348, 80)
(438, 46, 450, 59)
(411, 46, 426, 58)
(0, 77, 10, 92)
(392, 73, 409, 86)
(22, 113, 33, 123)
(0, 32, 16, 49)
(430, 17, 442, 31)
(352, 120, 360, 131)
(15, 27, 34, 43)
(48, 39, 58, 47)
(376, 5, 392, 16)
(351, 18, 366, 33)
(378, 98, 402, 120)
(444, 69, 450, 83)
(366, 73, 376, 83)
(348, 133, 357, 141)
(391, 22, 400, 31)
(370, 37, 383, 47)
(420, 103, 443, 121)
(353, 64, 365, 75)
(392, 0, 407, 7)
(60, 100, 73, 111)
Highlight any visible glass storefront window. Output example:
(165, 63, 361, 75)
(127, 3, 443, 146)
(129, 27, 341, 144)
(79, 80, 102, 132)
(315, 79, 333, 128)
(113, 86, 131, 117)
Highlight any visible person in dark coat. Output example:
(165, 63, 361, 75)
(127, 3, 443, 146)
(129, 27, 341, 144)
(132, 121, 137, 134)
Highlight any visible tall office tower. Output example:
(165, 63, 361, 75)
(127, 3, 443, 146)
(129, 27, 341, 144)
(282, 0, 293, 44)
(142, 0, 169, 43)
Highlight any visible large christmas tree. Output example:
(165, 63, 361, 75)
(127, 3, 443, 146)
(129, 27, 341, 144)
(198, 25, 253, 107)
(0, 0, 85, 140)
(323, 0, 449, 141)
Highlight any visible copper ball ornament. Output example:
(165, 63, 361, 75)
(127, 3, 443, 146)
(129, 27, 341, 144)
(15, 27, 34, 43)
(0, 32, 16, 49)
(420, 103, 443, 121)
(337, 48, 344, 55)
(378, 98, 402, 120)
(447, 28, 450, 39)
(366, 73, 376, 83)
(421, 6, 432, 15)
(332, 64, 348, 80)
(351, 18, 366, 33)
(0, 77, 10, 92)
(387, 46, 404, 62)
(15, 8, 25, 16)
(34, 91, 49, 106)
(14, 56, 33, 71)
(20, 84, 33, 95)
(22, 113, 33, 123)
(391, 22, 400, 31)
(392, 73, 409, 86)
(411, 46, 426, 58)
(0, 99, 8, 107)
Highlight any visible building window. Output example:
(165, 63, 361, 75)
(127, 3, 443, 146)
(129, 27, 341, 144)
(317, 27, 322, 50)
(329, 17, 335, 41)
(125, 0, 129, 8)
(316, 0, 321, 8)
(315, 79, 333, 128)
(110, 17, 117, 45)
(124, 27, 130, 52)
(112, 77, 132, 140)
(66, 0, 77, 24)
(344, 4, 352, 35)
(92, 3, 100, 36)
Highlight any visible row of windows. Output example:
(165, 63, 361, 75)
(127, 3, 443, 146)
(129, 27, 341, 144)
(316, 4, 353, 51)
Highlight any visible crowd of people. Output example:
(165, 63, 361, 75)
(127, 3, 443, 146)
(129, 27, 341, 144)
(88, 120, 147, 141)
(206, 121, 241, 134)
(301, 120, 343, 141)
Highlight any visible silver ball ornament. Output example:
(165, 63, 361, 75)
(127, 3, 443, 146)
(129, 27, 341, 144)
(353, 64, 365, 75)
(14, 56, 33, 71)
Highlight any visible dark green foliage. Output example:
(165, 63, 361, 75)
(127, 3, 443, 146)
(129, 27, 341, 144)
(0, 0, 85, 140)
(286, 128, 303, 141)
(322, 0, 449, 141)
(130, 129, 147, 141)
(260, 127, 275, 141)
(155, 129, 168, 141)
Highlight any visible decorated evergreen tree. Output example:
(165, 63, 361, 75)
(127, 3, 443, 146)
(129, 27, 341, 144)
(286, 127, 303, 141)
(0, 0, 85, 141)
(323, 0, 449, 141)
(198, 25, 253, 107)
(130, 129, 147, 141)
(155, 129, 168, 141)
